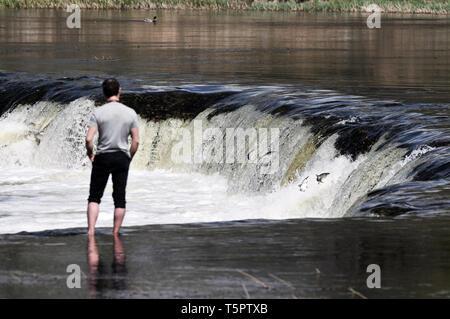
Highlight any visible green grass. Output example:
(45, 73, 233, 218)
(0, 0, 448, 14)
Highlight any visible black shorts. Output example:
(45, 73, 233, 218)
(88, 151, 131, 209)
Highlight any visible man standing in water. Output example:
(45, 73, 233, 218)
(85, 78, 140, 236)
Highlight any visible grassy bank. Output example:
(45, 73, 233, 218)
(0, 0, 448, 14)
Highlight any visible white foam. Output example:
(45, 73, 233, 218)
(400, 145, 435, 167)
(0, 124, 364, 233)
(0, 98, 416, 233)
(0, 167, 266, 233)
(0, 160, 360, 234)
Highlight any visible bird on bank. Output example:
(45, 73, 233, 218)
(144, 16, 157, 23)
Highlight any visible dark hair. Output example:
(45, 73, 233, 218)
(102, 78, 120, 98)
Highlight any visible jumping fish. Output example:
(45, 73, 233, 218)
(298, 176, 309, 192)
(316, 173, 330, 183)
(29, 129, 42, 146)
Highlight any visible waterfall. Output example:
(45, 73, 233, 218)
(0, 73, 448, 229)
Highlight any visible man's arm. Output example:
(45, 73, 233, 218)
(85, 126, 98, 162)
(130, 127, 140, 160)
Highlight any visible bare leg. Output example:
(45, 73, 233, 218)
(87, 202, 100, 236)
(113, 233, 125, 264)
(113, 208, 126, 235)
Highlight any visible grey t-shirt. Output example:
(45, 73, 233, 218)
(89, 102, 139, 157)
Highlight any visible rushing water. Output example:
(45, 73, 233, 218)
(0, 9, 449, 298)
(0, 74, 448, 233)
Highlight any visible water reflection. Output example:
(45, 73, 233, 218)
(0, 9, 448, 95)
(87, 235, 127, 298)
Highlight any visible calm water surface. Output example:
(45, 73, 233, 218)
(1, 217, 449, 298)
(0, 9, 448, 102)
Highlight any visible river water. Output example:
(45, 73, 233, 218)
(0, 9, 449, 298)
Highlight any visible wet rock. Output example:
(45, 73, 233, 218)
(334, 125, 386, 160)
(96, 91, 235, 122)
